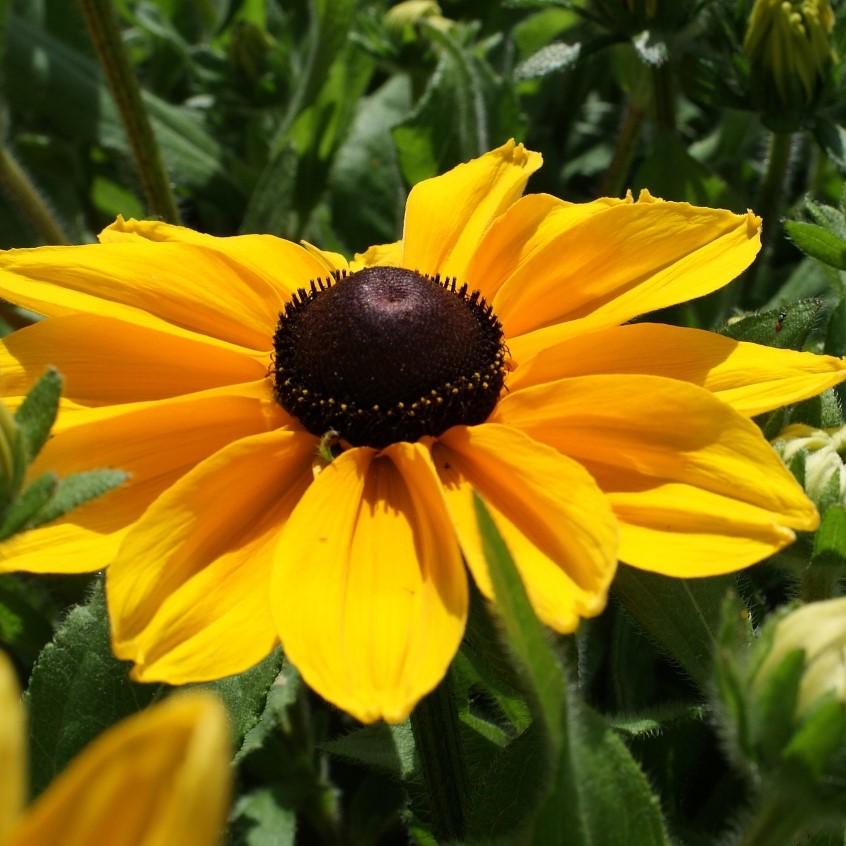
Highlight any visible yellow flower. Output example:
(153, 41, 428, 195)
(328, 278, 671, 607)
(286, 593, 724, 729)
(0, 141, 840, 722)
(0, 652, 230, 845)
(744, 0, 834, 104)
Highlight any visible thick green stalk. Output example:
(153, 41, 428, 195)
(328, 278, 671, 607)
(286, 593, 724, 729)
(734, 794, 808, 846)
(0, 145, 69, 244)
(409, 671, 468, 841)
(77, 0, 180, 223)
(651, 64, 675, 130)
(601, 99, 645, 197)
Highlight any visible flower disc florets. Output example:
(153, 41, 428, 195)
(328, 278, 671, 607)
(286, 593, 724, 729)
(273, 266, 507, 447)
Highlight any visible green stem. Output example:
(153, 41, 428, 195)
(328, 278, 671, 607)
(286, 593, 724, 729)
(750, 131, 793, 303)
(0, 145, 70, 244)
(734, 794, 808, 846)
(601, 99, 645, 197)
(77, 0, 180, 223)
(409, 671, 468, 841)
(652, 64, 675, 130)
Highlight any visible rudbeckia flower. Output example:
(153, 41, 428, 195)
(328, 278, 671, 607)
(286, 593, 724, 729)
(0, 652, 229, 845)
(0, 141, 841, 722)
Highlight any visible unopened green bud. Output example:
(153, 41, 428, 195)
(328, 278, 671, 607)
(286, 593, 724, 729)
(755, 598, 846, 716)
(744, 0, 834, 106)
(773, 424, 846, 510)
(0, 403, 18, 504)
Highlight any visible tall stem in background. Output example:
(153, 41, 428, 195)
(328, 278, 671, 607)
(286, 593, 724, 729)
(78, 0, 181, 223)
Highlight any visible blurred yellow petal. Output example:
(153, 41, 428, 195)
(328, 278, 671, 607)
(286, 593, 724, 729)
(508, 322, 846, 416)
(433, 423, 617, 631)
(110, 428, 314, 684)
(0, 381, 282, 574)
(100, 216, 330, 299)
(494, 374, 817, 574)
(272, 443, 467, 723)
(5, 693, 230, 846)
(1, 314, 265, 406)
(494, 195, 761, 351)
(0, 653, 24, 840)
(0, 241, 284, 350)
(300, 240, 349, 274)
(402, 140, 542, 280)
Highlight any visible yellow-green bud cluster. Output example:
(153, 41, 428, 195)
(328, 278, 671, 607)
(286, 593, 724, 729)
(744, 0, 834, 106)
(773, 423, 846, 509)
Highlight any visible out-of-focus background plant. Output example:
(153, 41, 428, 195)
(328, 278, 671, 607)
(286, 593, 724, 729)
(4, 1, 846, 844)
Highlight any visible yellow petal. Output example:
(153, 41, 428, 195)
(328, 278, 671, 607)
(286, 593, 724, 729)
(0, 240, 285, 350)
(300, 240, 349, 274)
(0, 653, 24, 840)
(109, 428, 315, 684)
(466, 193, 627, 303)
(508, 322, 846, 416)
(4, 693, 231, 846)
(494, 194, 761, 349)
(402, 140, 542, 281)
(272, 443, 467, 723)
(100, 215, 331, 299)
(494, 374, 818, 575)
(1, 314, 265, 406)
(352, 240, 403, 270)
(433, 423, 617, 631)
(0, 381, 282, 575)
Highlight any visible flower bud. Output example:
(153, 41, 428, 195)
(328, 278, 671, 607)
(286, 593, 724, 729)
(744, 0, 834, 108)
(0, 404, 19, 506)
(772, 423, 846, 510)
(385, 1, 450, 34)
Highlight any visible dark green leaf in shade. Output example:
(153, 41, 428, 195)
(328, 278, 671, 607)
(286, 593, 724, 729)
(719, 298, 825, 350)
(612, 565, 734, 689)
(814, 120, 846, 176)
(25, 468, 128, 530)
(191, 647, 283, 748)
(0, 574, 56, 668)
(321, 722, 416, 781)
(25, 580, 161, 797)
(811, 506, 846, 569)
(514, 41, 581, 80)
(14, 367, 62, 464)
(785, 220, 846, 270)
(804, 199, 846, 240)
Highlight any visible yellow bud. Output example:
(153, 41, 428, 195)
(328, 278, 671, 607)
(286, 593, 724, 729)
(385, 0, 443, 31)
(744, 0, 834, 106)
(755, 597, 846, 715)
(772, 423, 846, 508)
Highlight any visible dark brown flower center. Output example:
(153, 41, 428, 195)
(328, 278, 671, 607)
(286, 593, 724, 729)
(272, 266, 507, 448)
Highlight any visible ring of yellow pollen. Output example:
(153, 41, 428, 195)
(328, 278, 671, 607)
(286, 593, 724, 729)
(272, 266, 507, 448)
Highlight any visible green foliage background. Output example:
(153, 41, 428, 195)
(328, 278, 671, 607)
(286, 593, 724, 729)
(4, 1, 846, 844)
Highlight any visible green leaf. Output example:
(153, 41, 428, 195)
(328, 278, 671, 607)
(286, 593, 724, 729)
(785, 220, 846, 270)
(25, 581, 161, 797)
(514, 41, 581, 80)
(14, 367, 62, 463)
(719, 299, 825, 351)
(230, 788, 297, 846)
(321, 722, 416, 780)
(25, 468, 128, 530)
(192, 647, 283, 748)
(814, 120, 846, 176)
(0, 574, 56, 667)
(612, 566, 733, 688)
(0, 472, 58, 540)
(473, 496, 671, 845)
(811, 506, 846, 569)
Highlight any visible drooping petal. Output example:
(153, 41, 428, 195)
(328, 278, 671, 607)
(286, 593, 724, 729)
(272, 443, 467, 723)
(432, 423, 617, 632)
(4, 693, 230, 846)
(109, 428, 315, 684)
(402, 140, 542, 281)
(1, 314, 265, 405)
(0, 653, 24, 840)
(0, 381, 283, 575)
(493, 374, 818, 575)
(100, 215, 332, 300)
(485, 191, 760, 347)
(0, 240, 287, 350)
(508, 322, 846, 416)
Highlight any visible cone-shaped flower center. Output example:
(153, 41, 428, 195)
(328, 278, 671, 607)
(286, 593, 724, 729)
(273, 266, 506, 447)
